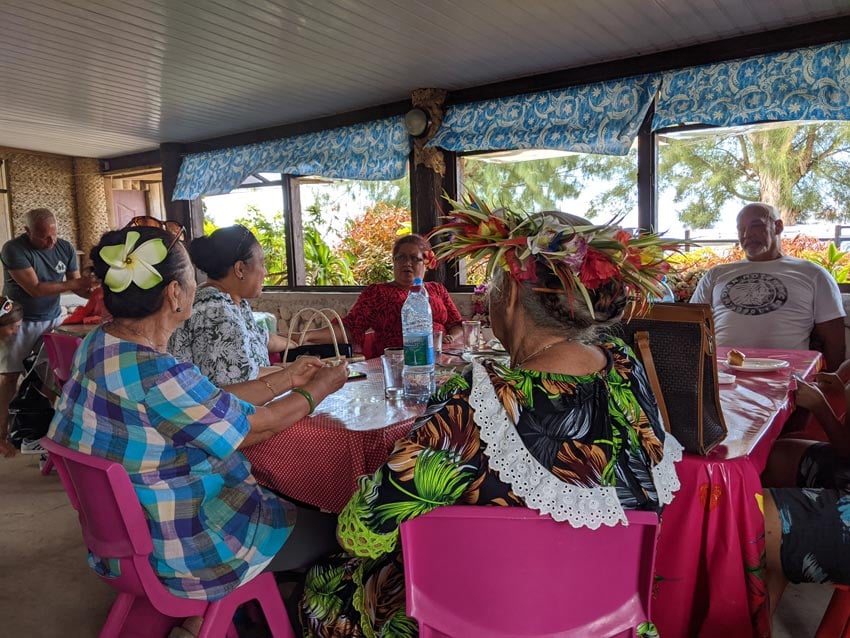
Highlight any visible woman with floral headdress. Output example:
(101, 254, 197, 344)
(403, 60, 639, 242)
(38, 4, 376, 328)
(46, 226, 349, 638)
(299, 196, 684, 637)
(297, 234, 463, 356)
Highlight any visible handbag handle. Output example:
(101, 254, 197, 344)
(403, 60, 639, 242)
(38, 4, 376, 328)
(634, 331, 672, 434)
(282, 307, 350, 364)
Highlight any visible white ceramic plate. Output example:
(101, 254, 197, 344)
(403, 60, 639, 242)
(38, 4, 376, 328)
(722, 358, 790, 372)
(717, 371, 737, 384)
(462, 352, 510, 364)
(487, 339, 506, 352)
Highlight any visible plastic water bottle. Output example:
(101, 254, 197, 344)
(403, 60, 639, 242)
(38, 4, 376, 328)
(657, 276, 676, 303)
(402, 278, 435, 401)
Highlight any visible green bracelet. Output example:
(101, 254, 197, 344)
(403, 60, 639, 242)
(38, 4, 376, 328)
(291, 387, 316, 415)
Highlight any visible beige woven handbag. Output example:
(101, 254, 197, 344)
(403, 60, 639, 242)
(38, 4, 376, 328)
(281, 307, 364, 364)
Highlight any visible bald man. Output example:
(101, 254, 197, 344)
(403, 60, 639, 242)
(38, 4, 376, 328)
(0, 208, 90, 456)
(690, 203, 845, 371)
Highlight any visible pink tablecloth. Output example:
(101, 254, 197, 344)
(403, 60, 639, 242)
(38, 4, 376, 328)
(243, 359, 425, 512)
(653, 348, 823, 638)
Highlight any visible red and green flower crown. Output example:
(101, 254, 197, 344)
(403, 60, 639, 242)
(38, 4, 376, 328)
(429, 194, 683, 317)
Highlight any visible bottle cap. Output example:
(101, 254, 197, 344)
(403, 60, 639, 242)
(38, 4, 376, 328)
(413, 278, 423, 285)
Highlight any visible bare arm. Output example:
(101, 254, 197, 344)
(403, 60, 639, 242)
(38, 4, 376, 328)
(239, 362, 349, 448)
(795, 379, 850, 458)
(812, 317, 845, 372)
(8, 267, 91, 298)
(267, 332, 297, 353)
(294, 323, 347, 346)
(222, 356, 325, 404)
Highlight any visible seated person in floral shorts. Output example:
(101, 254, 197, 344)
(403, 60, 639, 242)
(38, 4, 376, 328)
(762, 376, 850, 615)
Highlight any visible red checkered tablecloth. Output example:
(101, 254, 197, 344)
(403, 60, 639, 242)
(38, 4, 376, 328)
(243, 359, 425, 512)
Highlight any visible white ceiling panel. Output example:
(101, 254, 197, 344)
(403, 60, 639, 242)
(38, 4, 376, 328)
(0, 0, 849, 158)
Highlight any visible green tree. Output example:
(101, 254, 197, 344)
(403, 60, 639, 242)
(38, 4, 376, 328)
(233, 205, 288, 285)
(460, 156, 584, 212)
(303, 227, 354, 285)
(341, 176, 410, 209)
(658, 121, 850, 227)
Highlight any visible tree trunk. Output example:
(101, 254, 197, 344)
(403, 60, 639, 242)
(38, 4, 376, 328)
(758, 174, 797, 224)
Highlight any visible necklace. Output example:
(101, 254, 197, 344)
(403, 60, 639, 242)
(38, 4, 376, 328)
(512, 337, 573, 369)
(108, 321, 166, 352)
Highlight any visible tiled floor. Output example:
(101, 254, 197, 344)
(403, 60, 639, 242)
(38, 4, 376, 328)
(0, 453, 837, 636)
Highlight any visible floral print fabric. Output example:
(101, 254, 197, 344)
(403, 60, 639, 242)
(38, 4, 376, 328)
(301, 338, 677, 637)
(169, 285, 270, 386)
(342, 282, 462, 353)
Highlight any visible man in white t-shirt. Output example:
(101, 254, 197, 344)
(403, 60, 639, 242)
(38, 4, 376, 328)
(690, 203, 845, 371)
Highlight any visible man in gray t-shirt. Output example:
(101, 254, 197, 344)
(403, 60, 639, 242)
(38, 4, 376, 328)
(0, 208, 90, 457)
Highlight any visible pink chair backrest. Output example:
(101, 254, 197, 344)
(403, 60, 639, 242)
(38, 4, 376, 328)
(400, 506, 660, 638)
(40, 438, 208, 616)
(41, 333, 82, 387)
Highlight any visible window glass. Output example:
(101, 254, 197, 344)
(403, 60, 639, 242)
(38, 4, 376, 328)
(201, 174, 411, 288)
(457, 146, 639, 284)
(296, 175, 410, 286)
(202, 184, 288, 286)
(657, 120, 850, 297)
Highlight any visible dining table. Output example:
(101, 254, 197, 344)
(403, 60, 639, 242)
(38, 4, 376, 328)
(652, 347, 823, 638)
(245, 345, 820, 637)
(244, 358, 431, 512)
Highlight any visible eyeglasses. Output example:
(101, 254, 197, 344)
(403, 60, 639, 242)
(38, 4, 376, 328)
(123, 216, 186, 252)
(0, 298, 13, 318)
(392, 254, 424, 265)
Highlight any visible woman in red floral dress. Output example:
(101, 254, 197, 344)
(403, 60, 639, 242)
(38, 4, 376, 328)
(302, 234, 463, 356)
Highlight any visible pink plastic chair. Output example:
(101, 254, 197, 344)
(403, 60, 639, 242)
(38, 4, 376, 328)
(38, 333, 82, 475)
(41, 332, 82, 388)
(817, 585, 850, 637)
(41, 438, 295, 638)
(400, 506, 660, 638)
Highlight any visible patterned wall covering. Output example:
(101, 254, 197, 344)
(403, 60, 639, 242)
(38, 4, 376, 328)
(73, 157, 110, 263)
(0, 150, 78, 242)
(652, 39, 850, 130)
(428, 74, 661, 156)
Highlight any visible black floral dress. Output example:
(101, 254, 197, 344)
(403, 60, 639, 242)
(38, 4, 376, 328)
(300, 338, 681, 638)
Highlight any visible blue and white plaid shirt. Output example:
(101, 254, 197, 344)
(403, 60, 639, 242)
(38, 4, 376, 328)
(48, 327, 293, 600)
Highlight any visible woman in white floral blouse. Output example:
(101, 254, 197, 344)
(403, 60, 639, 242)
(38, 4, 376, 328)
(169, 225, 292, 385)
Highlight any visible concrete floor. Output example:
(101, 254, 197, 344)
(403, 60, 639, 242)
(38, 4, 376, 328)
(0, 453, 834, 637)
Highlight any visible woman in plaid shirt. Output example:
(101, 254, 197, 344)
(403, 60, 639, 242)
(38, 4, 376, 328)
(48, 225, 349, 637)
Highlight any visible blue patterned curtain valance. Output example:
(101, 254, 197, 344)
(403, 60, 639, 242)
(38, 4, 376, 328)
(653, 40, 850, 131)
(173, 116, 409, 200)
(427, 74, 661, 156)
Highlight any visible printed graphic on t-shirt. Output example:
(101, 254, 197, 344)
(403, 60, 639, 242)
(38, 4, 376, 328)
(54, 261, 66, 274)
(720, 273, 787, 316)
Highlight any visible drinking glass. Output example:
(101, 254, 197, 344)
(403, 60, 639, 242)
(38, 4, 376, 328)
(433, 330, 443, 358)
(462, 320, 481, 353)
(381, 349, 404, 399)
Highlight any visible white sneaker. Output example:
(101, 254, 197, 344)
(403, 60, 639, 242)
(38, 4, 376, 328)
(20, 438, 45, 455)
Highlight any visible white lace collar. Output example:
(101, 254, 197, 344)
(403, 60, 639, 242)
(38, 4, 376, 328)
(469, 359, 682, 529)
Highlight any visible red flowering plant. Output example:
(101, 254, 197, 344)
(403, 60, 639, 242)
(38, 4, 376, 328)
(429, 194, 683, 318)
(423, 249, 438, 270)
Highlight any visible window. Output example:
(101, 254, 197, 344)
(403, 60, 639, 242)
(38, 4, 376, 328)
(657, 120, 850, 249)
(201, 173, 410, 288)
(456, 146, 639, 284)
(656, 120, 850, 297)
